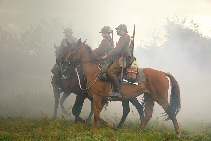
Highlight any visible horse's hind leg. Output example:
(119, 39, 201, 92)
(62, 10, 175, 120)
(53, 87, 60, 119)
(60, 92, 70, 115)
(140, 94, 154, 129)
(171, 116, 180, 137)
(130, 97, 145, 121)
(158, 98, 181, 136)
(117, 100, 130, 128)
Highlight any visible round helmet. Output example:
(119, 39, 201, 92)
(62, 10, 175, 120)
(99, 26, 112, 34)
(115, 24, 128, 33)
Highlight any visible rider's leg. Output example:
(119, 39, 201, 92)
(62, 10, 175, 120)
(107, 61, 122, 96)
(72, 95, 86, 122)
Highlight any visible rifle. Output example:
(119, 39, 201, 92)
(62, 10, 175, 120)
(130, 24, 135, 57)
(111, 30, 114, 48)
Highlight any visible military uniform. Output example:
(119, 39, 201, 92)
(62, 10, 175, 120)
(52, 28, 76, 87)
(93, 26, 114, 80)
(60, 37, 76, 48)
(94, 36, 113, 57)
(94, 26, 114, 57)
(106, 24, 131, 95)
(61, 27, 77, 47)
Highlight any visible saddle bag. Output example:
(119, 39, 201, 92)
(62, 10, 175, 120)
(125, 66, 139, 83)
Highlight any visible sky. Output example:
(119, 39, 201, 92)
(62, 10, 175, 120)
(0, 0, 211, 47)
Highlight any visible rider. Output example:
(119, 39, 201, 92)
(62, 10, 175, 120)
(60, 27, 77, 48)
(94, 26, 114, 57)
(51, 27, 77, 87)
(102, 24, 132, 97)
(94, 26, 114, 80)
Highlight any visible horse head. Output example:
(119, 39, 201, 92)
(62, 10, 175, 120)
(65, 39, 99, 66)
(65, 39, 80, 63)
(54, 40, 78, 64)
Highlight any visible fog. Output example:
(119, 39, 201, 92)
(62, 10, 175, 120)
(0, 0, 211, 124)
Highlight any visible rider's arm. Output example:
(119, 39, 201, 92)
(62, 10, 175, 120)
(107, 35, 130, 58)
(94, 39, 110, 57)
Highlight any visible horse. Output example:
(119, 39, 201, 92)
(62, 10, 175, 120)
(52, 44, 93, 122)
(65, 39, 181, 136)
(52, 43, 145, 127)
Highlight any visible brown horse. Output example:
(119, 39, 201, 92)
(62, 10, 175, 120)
(65, 40, 181, 135)
(53, 43, 145, 127)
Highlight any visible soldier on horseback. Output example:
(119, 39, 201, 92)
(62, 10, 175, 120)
(102, 24, 133, 98)
(60, 27, 77, 48)
(94, 26, 114, 57)
(51, 27, 77, 86)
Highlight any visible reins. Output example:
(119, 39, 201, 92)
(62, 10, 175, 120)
(75, 66, 101, 91)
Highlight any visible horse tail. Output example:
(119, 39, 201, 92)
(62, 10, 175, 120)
(165, 72, 181, 117)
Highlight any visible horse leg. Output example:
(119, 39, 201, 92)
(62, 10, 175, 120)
(117, 100, 130, 128)
(72, 95, 86, 123)
(60, 92, 70, 115)
(158, 98, 181, 136)
(140, 94, 154, 129)
(86, 97, 94, 124)
(171, 116, 181, 137)
(130, 97, 145, 121)
(93, 95, 104, 129)
(53, 87, 60, 119)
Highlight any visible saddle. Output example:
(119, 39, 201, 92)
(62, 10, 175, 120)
(98, 60, 146, 84)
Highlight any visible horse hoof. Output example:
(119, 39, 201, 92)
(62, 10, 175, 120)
(75, 117, 85, 123)
(176, 133, 181, 138)
(117, 124, 123, 129)
(85, 119, 92, 125)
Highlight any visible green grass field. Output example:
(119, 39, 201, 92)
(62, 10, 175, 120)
(0, 118, 211, 141)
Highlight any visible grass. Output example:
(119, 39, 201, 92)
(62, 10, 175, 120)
(0, 117, 211, 141)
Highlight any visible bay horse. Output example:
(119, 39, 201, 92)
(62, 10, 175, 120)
(65, 40, 181, 136)
(52, 44, 145, 127)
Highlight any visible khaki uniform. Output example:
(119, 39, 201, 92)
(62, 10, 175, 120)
(94, 36, 113, 57)
(107, 34, 131, 92)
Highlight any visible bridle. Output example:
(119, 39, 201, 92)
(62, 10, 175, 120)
(68, 42, 102, 91)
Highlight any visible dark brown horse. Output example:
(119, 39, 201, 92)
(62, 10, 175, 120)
(65, 40, 181, 136)
(52, 44, 145, 127)
(52, 44, 93, 122)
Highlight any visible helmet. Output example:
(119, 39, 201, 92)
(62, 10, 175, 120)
(99, 26, 112, 33)
(63, 27, 73, 34)
(115, 24, 128, 33)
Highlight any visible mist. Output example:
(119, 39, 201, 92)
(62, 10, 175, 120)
(0, 0, 211, 125)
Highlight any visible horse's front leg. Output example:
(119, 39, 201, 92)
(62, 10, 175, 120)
(93, 95, 105, 130)
(86, 97, 94, 124)
(53, 87, 60, 119)
(60, 92, 70, 115)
